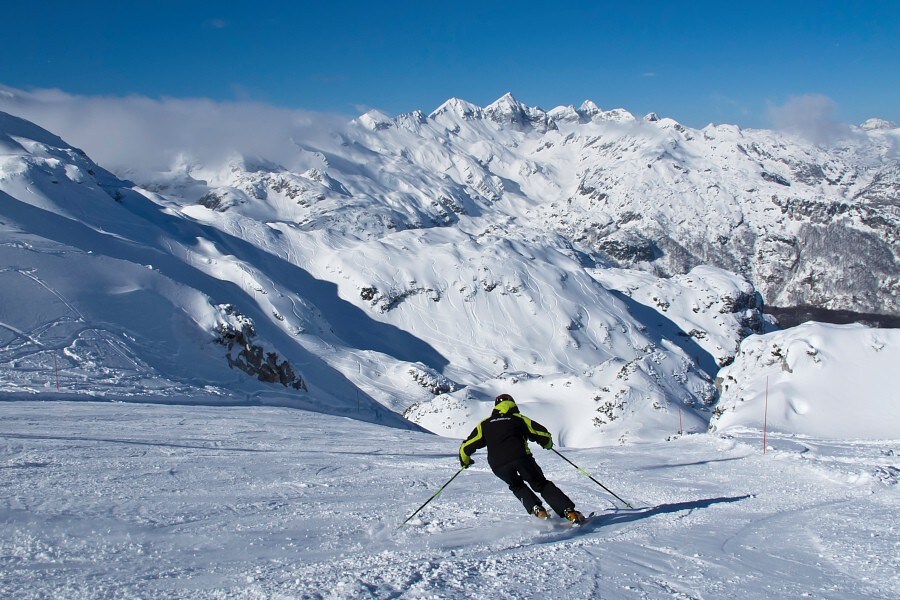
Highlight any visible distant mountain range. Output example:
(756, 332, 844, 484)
(137, 92, 898, 318)
(0, 94, 896, 443)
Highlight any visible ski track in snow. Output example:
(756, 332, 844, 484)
(1, 401, 897, 599)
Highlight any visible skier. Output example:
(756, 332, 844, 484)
(459, 393, 587, 524)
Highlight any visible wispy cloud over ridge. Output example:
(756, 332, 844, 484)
(0, 85, 350, 177)
(767, 94, 855, 145)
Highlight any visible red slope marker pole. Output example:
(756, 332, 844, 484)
(763, 377, 769, 455)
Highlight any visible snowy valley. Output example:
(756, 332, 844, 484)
(0, 93, 898, 597)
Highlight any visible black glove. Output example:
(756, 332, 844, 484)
(460, 456, 474, 469)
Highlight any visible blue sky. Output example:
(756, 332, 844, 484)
(3, 0, 898, 127)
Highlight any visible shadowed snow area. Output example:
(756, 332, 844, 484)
(1, 402, 897, 599)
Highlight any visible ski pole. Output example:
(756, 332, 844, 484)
(398, 466, 466, 529)
(552, 448, 633, 509)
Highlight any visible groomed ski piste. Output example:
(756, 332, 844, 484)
(2, 399, 898, 599)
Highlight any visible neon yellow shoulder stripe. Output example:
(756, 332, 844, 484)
(515, 414, 552, 442)
(460, 421, 485, 462)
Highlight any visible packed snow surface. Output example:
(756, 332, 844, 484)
(2, 401, 898, 599)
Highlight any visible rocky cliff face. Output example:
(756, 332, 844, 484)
(213, 305, 307, 390)
(534, 117, 899, 317)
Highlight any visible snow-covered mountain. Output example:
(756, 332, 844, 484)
(0, 111, 408, 427)
(135, 93, 898, 318)
(2, 95, 898, 599)
(1, 94, 897, 444)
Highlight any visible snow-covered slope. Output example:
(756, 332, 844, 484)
(1, 98, 897, 444)
(0, 111, 410, 427)
(167, 92, 897, 317)
(2, 401, 897, 598)
(592, 265, 770, 370)
(712, 323, 900, 439)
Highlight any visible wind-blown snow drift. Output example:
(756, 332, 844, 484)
(712, 323, 900, 439)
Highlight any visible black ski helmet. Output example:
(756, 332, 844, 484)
(495, 393, 515, 405)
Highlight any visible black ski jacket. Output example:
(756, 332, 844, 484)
(459, 399, 553, 470)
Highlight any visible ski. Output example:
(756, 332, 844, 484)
(534, 511, 597, 529)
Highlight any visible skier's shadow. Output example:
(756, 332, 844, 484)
(588, 495, 751, 530)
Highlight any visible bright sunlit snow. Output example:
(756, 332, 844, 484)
(1, 98, 898, 598)
(713, 323, 900, 440)
(1, 402, 897, 598)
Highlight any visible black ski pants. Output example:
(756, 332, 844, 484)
(491, 456, 574, 517)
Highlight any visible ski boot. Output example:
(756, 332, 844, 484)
(532, 505, 550, 520)
(564, 508, 587, 525)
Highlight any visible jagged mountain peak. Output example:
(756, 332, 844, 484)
(483, 92, 530, 122)
(428, 94, 620, 130)
(429, 97, 483, 120)
(395, 109, 428, 128)
(355, 109, 395, 131)
(483, 92, 554, 131)
(548, 100, 605, 124)
(596, 107, 636, 123)
(485, 92, 524, 110)
(579, 100, 602, 116)
(547, 104, 583, 124)
(545, 102, 636, 124)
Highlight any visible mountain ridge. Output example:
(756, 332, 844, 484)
(350, 93, 898, 317)
(0, 96, 896, 443)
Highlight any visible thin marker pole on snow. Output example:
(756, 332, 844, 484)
(551, 448, 632, 509)
(398, 467, 465, 529)
(763, 377, 769, 455)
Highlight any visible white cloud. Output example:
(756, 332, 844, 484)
(767, 94, 854, 145)
(0, 85, 351, 177)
